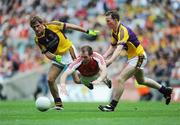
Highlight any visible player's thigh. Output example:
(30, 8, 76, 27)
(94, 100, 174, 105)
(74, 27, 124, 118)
(72, 71, 81, 84)
(128, 54, 147, 83)
(116, 64, 136, 83)
(48, 64, 64, 81)
(80, 74, 99, 85)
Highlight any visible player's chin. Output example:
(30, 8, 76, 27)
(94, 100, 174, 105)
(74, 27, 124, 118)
(107, 25, 113, 29)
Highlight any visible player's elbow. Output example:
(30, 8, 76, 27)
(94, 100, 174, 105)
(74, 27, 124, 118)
(60, 73, 68, 82)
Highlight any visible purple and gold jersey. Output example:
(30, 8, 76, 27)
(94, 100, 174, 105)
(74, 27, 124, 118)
(111, 23, 145, 59)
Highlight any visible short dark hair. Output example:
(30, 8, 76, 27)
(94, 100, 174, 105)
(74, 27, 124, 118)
(29, 16, 43, 28)
(81, 45, 93, 56)
(105, 10, 120, 21)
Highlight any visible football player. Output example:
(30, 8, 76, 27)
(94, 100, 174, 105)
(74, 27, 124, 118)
(30, 16, 98, 110)
(99, 10, 173, 112)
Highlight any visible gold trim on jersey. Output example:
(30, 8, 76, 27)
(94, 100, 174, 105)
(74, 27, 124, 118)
(34, 21, 73, 55)
(110, 23, 145, 60)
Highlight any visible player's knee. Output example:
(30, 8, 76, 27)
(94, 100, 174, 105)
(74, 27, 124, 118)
(136, 79, 145, 85)
(72, 74, 81, 84)
(47, 77, 55, 84)
(72, 76, 81, 84)
(74, 79, 81, 84)
(118, 78, 125, 84)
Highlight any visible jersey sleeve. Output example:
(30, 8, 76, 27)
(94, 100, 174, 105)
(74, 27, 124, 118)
(117, 26, 129, 45)
(92, 52, 106, 66)
(67, 58, 82, 71)
(46, 21, 66, 31)
(34, 37, 47, 54)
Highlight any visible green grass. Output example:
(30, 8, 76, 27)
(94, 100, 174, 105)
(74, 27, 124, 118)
(0, 101, 180, 125)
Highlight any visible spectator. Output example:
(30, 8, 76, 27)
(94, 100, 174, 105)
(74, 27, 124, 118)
(0, 0, 178, 91)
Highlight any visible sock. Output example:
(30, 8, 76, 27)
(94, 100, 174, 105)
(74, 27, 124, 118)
(159, 86, 166, 95)
(110, 100, 118, 108)
(54, 98, 62, 107)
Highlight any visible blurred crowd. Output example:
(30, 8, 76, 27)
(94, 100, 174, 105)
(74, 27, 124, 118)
(0, 0, 179, 88)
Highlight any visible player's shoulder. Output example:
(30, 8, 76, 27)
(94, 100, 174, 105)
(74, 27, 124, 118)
(121, 23, 133, 32)
(92, 52, 105, 63)
(70, 56, 82, 64)
(93, 51, 100, 55)
(120, 23, 127, 28)
(92, 52, 105, 65)
(68, 57, 82, 69)
(46, 21, 64, 27)
(92, 52, 103, 58)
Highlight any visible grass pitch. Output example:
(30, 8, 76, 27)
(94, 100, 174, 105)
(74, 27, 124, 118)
(0, 101, 179, 125)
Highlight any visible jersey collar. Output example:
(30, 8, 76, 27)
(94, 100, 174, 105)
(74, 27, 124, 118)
(113, 21, 121, 35)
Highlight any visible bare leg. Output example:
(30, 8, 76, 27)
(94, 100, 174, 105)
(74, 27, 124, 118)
(48, 64, 63, 106)
(99, 64, 136, 111)
(134, 68, 173, 105)
(72, 72, 95, 89)
(72, 72, 81, 84)
(112, 64, 136, 101)
(134, 68, 162, 89)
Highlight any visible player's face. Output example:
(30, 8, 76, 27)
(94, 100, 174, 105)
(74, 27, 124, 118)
(81, 52, 91, 64)
(106, 15, 116, 29)
(32, 22, 45, 35)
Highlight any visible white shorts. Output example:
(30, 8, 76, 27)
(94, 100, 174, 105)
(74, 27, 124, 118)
(127, 53, 147, 69)
(52, 45, 78, 67)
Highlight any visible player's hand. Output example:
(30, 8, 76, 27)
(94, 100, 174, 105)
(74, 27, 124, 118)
(60, 83, 68, 95)
(53, 55, 62, 63)
(86, 29, 99, 36)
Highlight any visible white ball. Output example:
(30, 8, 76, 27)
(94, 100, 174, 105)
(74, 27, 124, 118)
(35, 96, 51, 112)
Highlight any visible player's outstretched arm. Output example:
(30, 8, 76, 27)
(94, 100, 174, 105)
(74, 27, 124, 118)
(103, 45, 116, 59)
(91, 53, 107, 84)
(65, 23, 99, 36)
(60, 69, 74, 95)
(106, 45, 123, 66)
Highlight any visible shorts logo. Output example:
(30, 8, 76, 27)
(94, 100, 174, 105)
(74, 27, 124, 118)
(136, 55, 144, 68)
